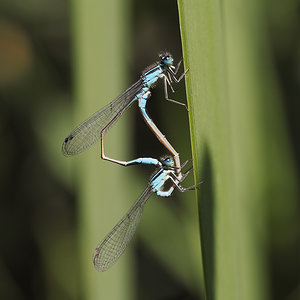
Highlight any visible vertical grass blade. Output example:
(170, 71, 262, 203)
(178, 0, 298, 299)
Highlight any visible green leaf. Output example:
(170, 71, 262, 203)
(178, 0, 298, 299)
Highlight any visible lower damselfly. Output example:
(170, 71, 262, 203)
(62, 52, 189, 179)
(93, 156, 200, 272)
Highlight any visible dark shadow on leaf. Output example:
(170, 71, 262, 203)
(198, 143, 215, 300)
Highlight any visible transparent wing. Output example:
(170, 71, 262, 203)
(62, 79, 143, 156)
(93, 185, 153, 272)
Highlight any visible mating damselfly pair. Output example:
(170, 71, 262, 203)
(62, 52, 200, 271)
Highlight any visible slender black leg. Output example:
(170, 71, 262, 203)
(163, 76, 188, 110)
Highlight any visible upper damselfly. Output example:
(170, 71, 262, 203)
(62, 52, 189, 179)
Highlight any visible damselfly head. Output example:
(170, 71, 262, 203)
(159, 52, 173, 66)
(160, 155, 174, 168)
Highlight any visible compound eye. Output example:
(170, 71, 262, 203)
(162, 156, 173, 167)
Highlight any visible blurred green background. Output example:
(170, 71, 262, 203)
(0, 0, 299, 299)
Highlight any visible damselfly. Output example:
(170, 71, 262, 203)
(93, 156, 200, 272)
(62, 52, 188, 179)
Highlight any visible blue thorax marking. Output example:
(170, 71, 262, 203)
(150, 168, 174, 193)
(150, 170, 167, 192)
(142, 65, 163, 87)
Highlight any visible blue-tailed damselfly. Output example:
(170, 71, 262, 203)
(62, 52, 188, 179)
(93, 156, 200, 271)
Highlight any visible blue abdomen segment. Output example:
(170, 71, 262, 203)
(139, 95, 152, 123)
(124, 157, 161, 167)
